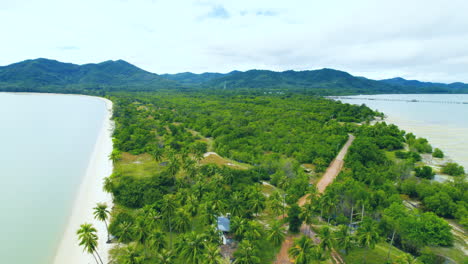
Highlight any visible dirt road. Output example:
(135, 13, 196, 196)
(298, 134, 355, 206)
(275, 134, 355, 263)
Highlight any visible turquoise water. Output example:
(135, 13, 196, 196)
(0, 93, 106, 264)
(337, 94, 468, 169)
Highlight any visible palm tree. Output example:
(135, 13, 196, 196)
(161, 194, 177, 247)
(395, 253, 417, 264)
(233, 240, 260, 264)
(288, 235, 314, 264)
(109, 149, 121, 163)
(133, 218, 151, 245)
(229, 192, 246, 217)
(77, 223, 103, 264)
(103, 177, 114, 194)
(244, 221, 264, 242)
(173, 207, 191, 233)
(156, 249, 175, 264)
(147, 228, 166, 252)
(299, 203, 315, 236)
(266, 220, 286, 246)
(311, 246, 328, 263)
(334, 225, 354, 255)
(230, 216, 248, 239)
(175, 231, 207, 264)
(204, 244, 224, 264)
(268, 191, 284, 216)
(116, 221, 134, 245)
(93, 203, 111, 243)
(318, 226, 334, 253)
(247, 189, 266, 216)
(356, 218, 380, 263)
(117, 244, 144, 264)
(152, 147, 164, 162)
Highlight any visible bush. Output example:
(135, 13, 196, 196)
(432, 148, 444, 158)
(441, 162, 465, 176)
(395, 151, 409, 159)
(414, 166, 435, 179)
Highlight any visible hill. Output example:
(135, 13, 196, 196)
(160, 72, 227, 85)
(1, 58, 467, 95)
(0, 58, 180, 93)
(380, 77, 468, 93)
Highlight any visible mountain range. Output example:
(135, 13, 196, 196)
(1, 58, 467, 94)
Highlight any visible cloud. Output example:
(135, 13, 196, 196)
(255, 9, 279, 16)
(199, 5, 230, 20)
(57, 46, 79, 51)
(1, 0, 468, 82)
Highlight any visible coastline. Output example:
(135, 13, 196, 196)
(53, 97, 114, 264)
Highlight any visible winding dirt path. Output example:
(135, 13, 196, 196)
(274, 134, 355, 264)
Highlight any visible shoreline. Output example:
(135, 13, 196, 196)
(53, 97, 114, 264)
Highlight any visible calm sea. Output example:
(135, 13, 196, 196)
(337, 94, 468, 169)
(0, 93, 106, 264)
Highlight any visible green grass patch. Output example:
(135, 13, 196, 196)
(115, 152, 165, 178)
(343, 242, 416, 264)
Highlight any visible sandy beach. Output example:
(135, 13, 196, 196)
(53, 97, 114, 264)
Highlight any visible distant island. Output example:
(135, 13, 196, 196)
(1, 58, 468, 95)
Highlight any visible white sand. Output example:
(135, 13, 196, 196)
(53, 97, 114, 264)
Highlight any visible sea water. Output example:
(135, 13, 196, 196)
(337, 94, 468, 169)
(0, 93, 106, 264)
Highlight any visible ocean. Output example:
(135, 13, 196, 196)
(0, 93, 107, 264)
(336, 94, 468, 169)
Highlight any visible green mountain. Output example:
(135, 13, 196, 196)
(160, 72, 227, 85)
(202, 69, 400, 94)
(0, 58, 180, 93)
(380, 77, 468, 93)
(1, 58, 467, 95)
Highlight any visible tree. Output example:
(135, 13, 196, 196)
(288, 235, 314, 264)
(334, 225, 353, 255)
(147, 228, 166, 252)
(267, 190, 284, 216)
(173, 208, 191, 233)
(414, 166, 435, 179)
(442, 162, 465, 176)
(133, 218, 151, 245)
(109, 149, 122, 163)
(288, 204, 302, 233)
(155, 249, 174, 264)
(161, 194, 177, 247)
(230, 192, 247, 217)
(432, 148, 444, 158)
(266, 220, 286, 246)
(93, 203, 111, 243)
(77, 223, 103, 264)
(299, 203, 315, 236)
(175, 232, 208, 264)
(233, 240, 261, 264)
(356, 218, 380, 263)
(231, 216, 248, 239)
(203, 244, 225, 264)
(152, 147, 164, 162)
(318, 226, 334, 253)
(116, 244, 144, 264)
(116, 221, 134, 244)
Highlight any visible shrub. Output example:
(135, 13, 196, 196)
(441, 162, 465, 176)
(432, 148, 444, 158)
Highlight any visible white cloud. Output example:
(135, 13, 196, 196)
(0, 0, 467, 82)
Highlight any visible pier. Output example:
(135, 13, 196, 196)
(330, 96, 468, 105)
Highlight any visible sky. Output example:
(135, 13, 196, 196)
(1, 0, 467, 82)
